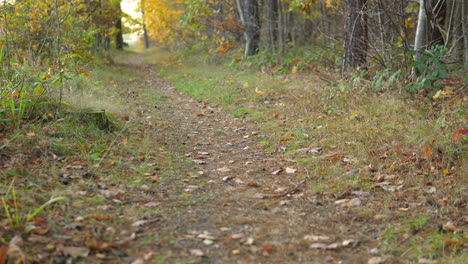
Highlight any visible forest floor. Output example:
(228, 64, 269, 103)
(0, 51, 466, 264)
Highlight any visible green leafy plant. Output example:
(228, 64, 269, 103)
(407, 45, 448, 93)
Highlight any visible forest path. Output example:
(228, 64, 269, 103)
(112, 54, 375, 264)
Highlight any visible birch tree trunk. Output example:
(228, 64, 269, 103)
(413, 0, 427, 68)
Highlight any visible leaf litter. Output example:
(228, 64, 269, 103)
(1, 54, 466, 264)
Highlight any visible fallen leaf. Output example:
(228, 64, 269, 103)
(271, 169, 284, 175)
(62, 246, 90, 257)
(0, 247, 8, 264)
(280, 135, 294, 141)
(368, 257, 385, 264)
(85, 241, 116, 251)
(303, 235, 330, 241)
(197, 113, 205, 117)
(423, 146, 432, 160)
(86, 214, 110, 221)
(253, 193, 266, 199)
(309, 243, 328, 249)
(453, 129, 468, 142)
(222, 175, 235, 182)
(203, 240, 214, 245)
(130, 258, 145, 264)
(132, 220, 149, 227)
(217, 167, 231, 172)
(285, 167, 297, 174)
(189, 249, 204, 257)
(246, 182, 260, 187)
(31, 228, 50, 235)
(260, 244, 277, 253)
(230, 233, 245, 240)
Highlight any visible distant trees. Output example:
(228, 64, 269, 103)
(140, 0, 467, 73)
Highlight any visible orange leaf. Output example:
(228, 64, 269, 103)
(424, 146, 432, 160)
(246, 182, 260, 187)
(280, 135, 294, 141)
(86, 214, 110, 221)
(453, 129, 468, 142)
(197, 113, 205, 117)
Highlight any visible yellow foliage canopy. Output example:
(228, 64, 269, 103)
(141, 0, 183, 43)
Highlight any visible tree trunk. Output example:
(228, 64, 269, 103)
(413, 0, 427, 75)
(141, 4, 149, 49)
(243, 0, 261, 56)
(463, 0, 468, 62)
(115, 18, 124, 50)
(342, 0, 369, 74)
(266, 0, 279, 50)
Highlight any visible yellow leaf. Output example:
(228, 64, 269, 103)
(432, 90, 442, 99)
(441, 89, 453, 95)
(291, 66, 298, 74)
(351, 111, 359, 117)
(442, 168, 449, 175)
(27, 132, 36, 137)
(243, 82, 249, 88)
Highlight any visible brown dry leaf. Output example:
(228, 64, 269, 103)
(104, 161, 115, 168)
(85, 241, 116, 251)
(31, 227, 50, 235)
(197, 113, 205, 117)
(86, 214, 110, 221)
(0, 246, 8, 264)
(246, 182, 260, 187)
(260, 244, 277, 253)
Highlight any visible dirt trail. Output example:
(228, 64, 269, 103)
(118, 56, 376, 264)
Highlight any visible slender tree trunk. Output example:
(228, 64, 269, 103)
(413, 0, 427, 76)
(243, 0, 260, 56)
(342, 0, 369, 74)
(267, 0, 279, 50)
(116, 18, 124, 50)
(463, 0, 468, 62)
(141, 3, 149, 49)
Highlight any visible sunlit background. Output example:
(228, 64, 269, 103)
(121, 0, 140, 47)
